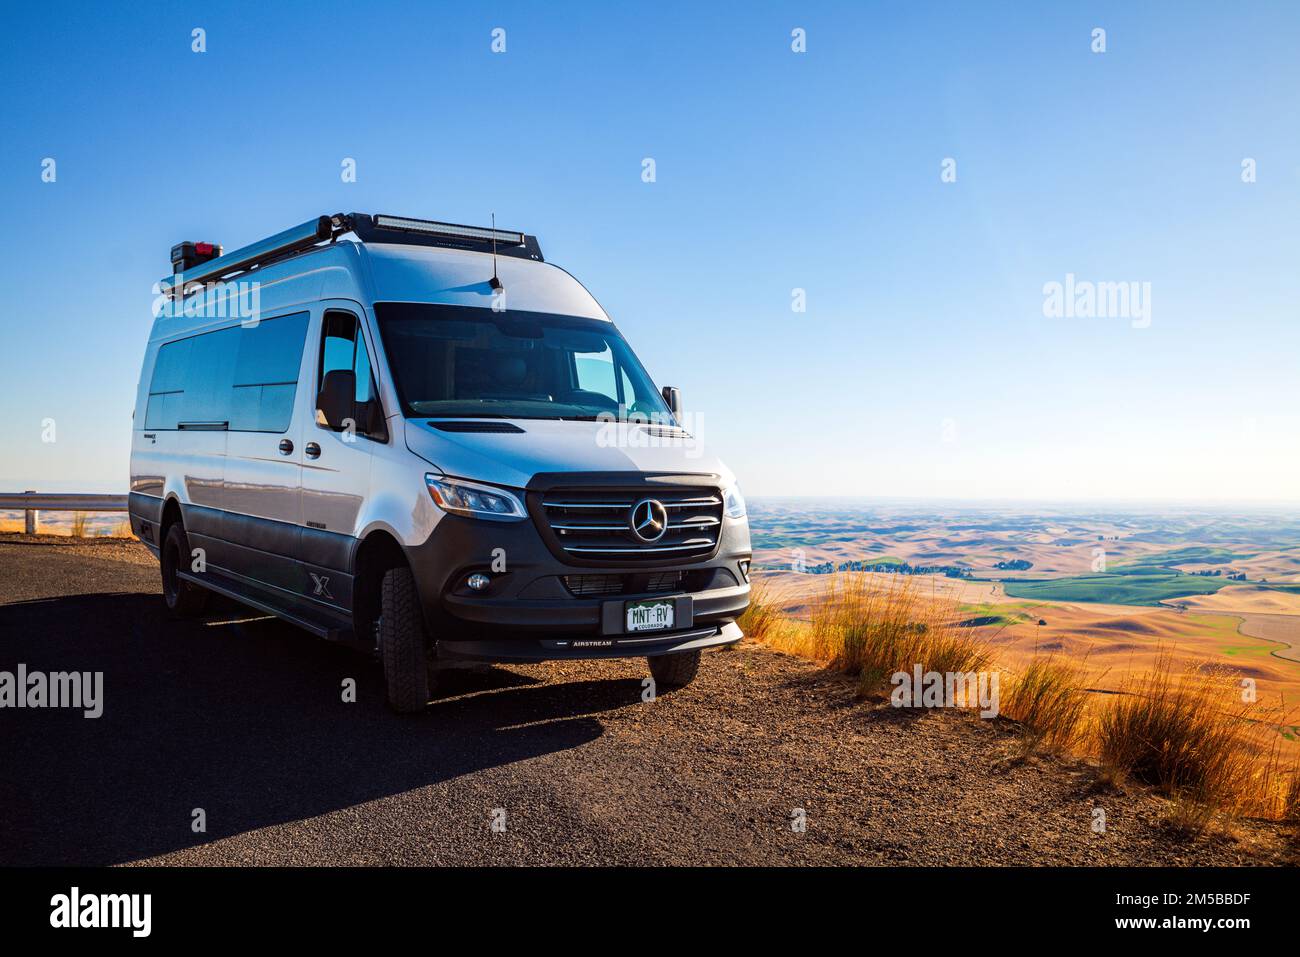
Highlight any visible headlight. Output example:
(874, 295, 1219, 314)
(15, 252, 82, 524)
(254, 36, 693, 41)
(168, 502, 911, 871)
(723, 484, 747, 519)
(425, 475, 527, 521)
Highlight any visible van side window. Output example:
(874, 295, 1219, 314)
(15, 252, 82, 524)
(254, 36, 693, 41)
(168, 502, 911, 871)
(230, 312, 309, 432)
(145, 328, 235, 429)
(144, 312, 309, 431)
(319, 311, 382, 434)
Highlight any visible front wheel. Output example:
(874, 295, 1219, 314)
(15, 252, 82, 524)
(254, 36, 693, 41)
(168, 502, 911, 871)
(380, 566, 431, 713)
(161, 522, 210, 618)
(647, 649, 701, 690)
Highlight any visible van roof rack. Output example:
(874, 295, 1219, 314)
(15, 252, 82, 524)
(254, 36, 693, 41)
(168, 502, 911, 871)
(161, 212, 543, 297)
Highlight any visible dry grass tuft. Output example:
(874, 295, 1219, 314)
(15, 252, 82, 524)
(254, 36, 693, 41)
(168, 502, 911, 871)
(1284, 772, 1300, 848)
(69, 513, 88, 538)
(1286, 772, 1300, 824)
(1096, 651, 1288, 822)
(736, 577, 787, 646)
(1163, 792, 1218, 837)
(1001, 655, 1092, 752)
(764, 573, 990, 699)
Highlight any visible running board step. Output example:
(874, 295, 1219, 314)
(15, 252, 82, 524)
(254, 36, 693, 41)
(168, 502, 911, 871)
(178, 570, 354, 643)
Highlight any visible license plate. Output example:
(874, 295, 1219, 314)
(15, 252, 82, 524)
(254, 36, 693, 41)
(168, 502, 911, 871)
(626, 598, 675, 632)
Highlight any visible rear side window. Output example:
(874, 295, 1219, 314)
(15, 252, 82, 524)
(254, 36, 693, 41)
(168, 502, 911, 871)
(144, 328, 237, 429)
(145, 312, 309, 432)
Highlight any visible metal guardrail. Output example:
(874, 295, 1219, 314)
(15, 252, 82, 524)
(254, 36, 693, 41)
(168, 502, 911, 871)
(0, 491, 128, 535)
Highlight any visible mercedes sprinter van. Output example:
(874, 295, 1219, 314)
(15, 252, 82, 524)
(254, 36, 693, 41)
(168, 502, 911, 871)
(130, 213, 751, 711)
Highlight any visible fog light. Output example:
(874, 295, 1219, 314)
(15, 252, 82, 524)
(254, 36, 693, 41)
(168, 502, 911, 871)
(466, 573, 491, 591)
(738, 560, 751, 582)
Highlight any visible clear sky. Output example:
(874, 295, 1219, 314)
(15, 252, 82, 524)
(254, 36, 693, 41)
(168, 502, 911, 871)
(2, 1, 1298, 501)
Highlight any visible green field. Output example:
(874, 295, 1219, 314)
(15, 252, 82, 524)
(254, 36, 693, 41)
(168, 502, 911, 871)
(1002, 573, 1230, 606)
(954, 612, 1030, 628)
(1255, 582, 1300, 594)
(1142, 545, 1243, 566)
(1111, 546, 1246, 575)
(956, 602, 1036, 627)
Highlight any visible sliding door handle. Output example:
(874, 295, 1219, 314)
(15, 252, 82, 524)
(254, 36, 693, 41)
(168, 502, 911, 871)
(305, 442, 321, 459)
(278, 439, 294, 455)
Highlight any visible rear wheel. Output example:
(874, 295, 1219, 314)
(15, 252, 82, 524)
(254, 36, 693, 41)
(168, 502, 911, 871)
(380, 566, 431, 713)
(160, 522, 210, 618)
(647, 649, 701, 690)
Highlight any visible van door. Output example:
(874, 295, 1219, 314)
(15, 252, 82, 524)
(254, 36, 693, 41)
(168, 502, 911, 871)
(220, 311, 311, 595)
(297, 305, 382, 615)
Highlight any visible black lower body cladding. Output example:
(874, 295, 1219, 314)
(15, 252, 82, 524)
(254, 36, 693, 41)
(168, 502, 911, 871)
(129, 483, 753, 663)
(405, 507, 751, 663)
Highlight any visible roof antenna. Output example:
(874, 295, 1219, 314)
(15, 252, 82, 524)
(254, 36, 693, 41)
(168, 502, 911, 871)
(488, 212, 503, 291)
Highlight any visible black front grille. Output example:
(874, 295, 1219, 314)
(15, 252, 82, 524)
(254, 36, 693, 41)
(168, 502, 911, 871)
(563, 575, 625, 596)
(539, 486, 723, 562)
(562, 571, 687, 597)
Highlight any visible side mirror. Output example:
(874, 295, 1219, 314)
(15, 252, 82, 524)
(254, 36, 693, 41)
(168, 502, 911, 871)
(316, 369, 357, 430)
(661, 385, 681, 420)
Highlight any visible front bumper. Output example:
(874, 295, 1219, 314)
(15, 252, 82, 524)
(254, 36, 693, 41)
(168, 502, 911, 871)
(439, 621, 743, 663)
(404, 504, 751, 663)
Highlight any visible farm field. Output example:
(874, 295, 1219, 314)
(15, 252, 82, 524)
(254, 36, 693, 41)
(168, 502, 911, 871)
(750, 499, 1300, 583)
(751, 500, 1300, 754)
(1000, 573, 1228, 605)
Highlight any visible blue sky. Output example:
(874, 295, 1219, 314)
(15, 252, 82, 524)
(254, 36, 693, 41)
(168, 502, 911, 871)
(2, 1, 1299, 501)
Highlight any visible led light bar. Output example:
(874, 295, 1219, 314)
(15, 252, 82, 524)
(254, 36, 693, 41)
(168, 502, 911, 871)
(372, 214, 525, 247)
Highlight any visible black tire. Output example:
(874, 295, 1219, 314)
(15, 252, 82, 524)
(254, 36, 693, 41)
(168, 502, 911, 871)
(160, 522, 210, 618)
(380, 566, 430, 713)
(647, 649, 702, 690)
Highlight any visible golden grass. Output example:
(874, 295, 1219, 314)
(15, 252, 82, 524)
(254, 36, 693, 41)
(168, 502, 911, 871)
(1097, 658, 1230, 788)
(736, 578, 787, 646)
(1163, 792, 1218, 836)
(747, 571, 1299, 824)
(1287, 772, 1300, 824)
(1001, 655, 1092, 751)
(763, 573, 990, 698)
(1096, 654, 1298, 825)
(1284, 772, 1300, 847)
(69, 512, 88, 537)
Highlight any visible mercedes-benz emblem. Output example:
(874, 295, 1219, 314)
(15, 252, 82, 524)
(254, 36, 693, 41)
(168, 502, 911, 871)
(629, 498, 669, 543)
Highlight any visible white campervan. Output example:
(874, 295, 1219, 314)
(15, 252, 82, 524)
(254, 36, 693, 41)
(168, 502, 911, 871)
(130, 213, 751, 711)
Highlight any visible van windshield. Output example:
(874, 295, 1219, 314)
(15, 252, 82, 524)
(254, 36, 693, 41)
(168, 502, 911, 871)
(374, 302, 674, 422)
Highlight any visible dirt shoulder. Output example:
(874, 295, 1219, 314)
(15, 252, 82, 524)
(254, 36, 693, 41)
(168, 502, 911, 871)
(0, 533, 155, 566)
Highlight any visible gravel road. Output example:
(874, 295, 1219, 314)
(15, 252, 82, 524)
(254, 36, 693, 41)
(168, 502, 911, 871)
(0, 535, 1291, 866)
